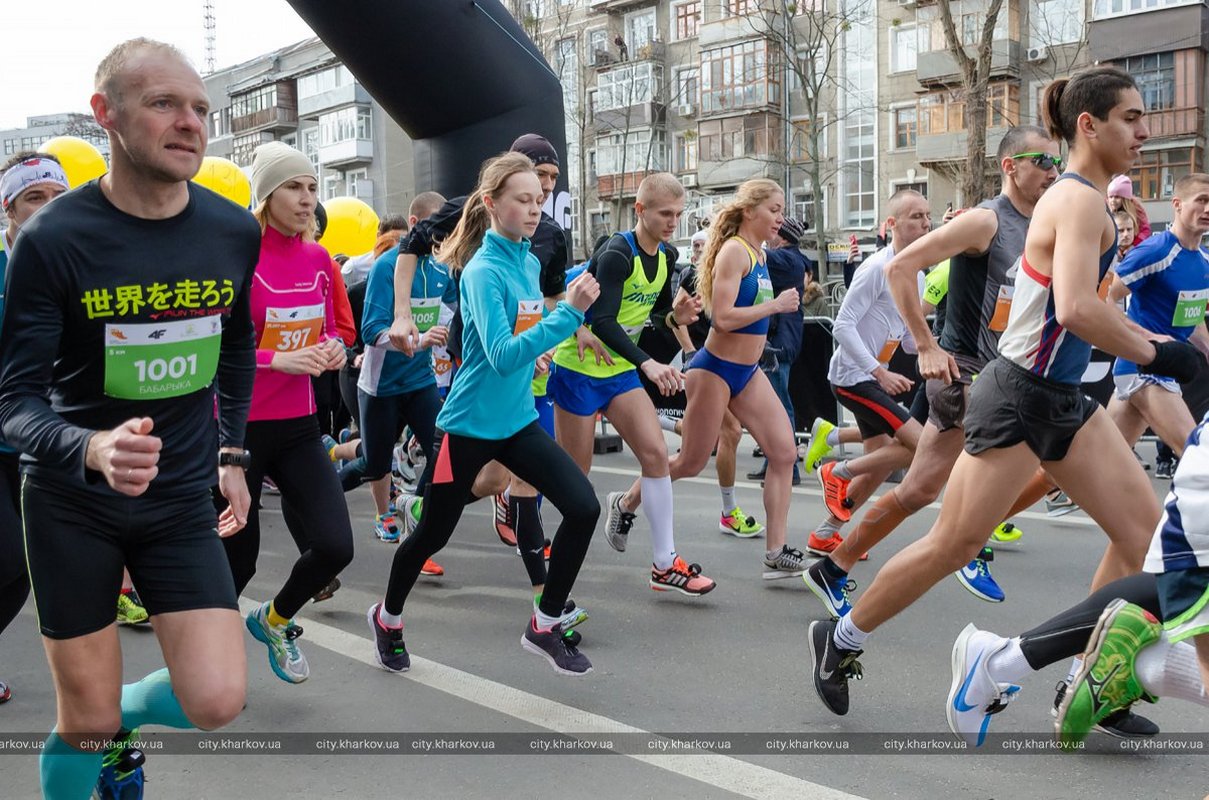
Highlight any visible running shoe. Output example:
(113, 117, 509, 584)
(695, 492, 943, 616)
(762, 545, 808, 580)
(946, 624, 1021, 747)
(521, 614, 593, 676)
(1055, 600, 1161, 748)
(246, 602, 309, 684)
(392, 442, 417, 485)
(806, 530, 868, 561)
(818, 461, 854, 522)
(261, 477, 280, 496)
(374, 513, 402, 544)
(493, 492, 517, 547)
(1052, 679, 1159, 738)
(93, 728, 145, 800)
(400, 495, 422, 536)
(604, 491, 636, 553)
(387, 480, 402, 515)
(803, 560, 856, 619)
(420, 557, 445, 577)
(366, 603, 410, 673)
(321, 433, 341, 467)
(650, 556, 716, 596)
(533, 596, 589, 632)
(808, 619, 863, 716)
(989, 521, 1023, 544)
(720, 506, 764, 537)
(804, 417, 836, 474)
(338, 427, 355, 445)
(116, 591, 149, 626)
(1155, 457, 1178, 480)
(955, 547, 1004, 603)
(406, 434, 426, 472)
(1045, 489, 1077, 518)
(311, 577, 341, 603)
(0, 680, 9, 704)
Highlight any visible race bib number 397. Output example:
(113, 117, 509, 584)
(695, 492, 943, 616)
(104, 316, 222, 400)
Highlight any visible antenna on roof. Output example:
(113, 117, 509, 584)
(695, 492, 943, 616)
(203, 0, 217, 74)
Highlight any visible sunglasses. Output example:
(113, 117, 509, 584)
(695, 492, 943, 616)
(1012, 152, 1063, 171)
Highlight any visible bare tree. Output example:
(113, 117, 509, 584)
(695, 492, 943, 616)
(1024, 0, 1090, 119)
(937, 0, 1005, 205)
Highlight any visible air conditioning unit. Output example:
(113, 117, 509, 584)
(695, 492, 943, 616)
(677, 103, 696, 117)
(593, 48, 614, 67)
(897, 0, 917, 8)
(680, 173, 698, 188)
(1026, 46, 1048, 63)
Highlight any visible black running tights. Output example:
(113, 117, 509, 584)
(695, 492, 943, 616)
(0, 452, 28, 639)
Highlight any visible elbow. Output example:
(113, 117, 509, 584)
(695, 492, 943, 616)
(1054, 300, 1088, 336)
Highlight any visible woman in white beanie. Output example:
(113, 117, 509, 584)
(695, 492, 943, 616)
(221, 141, 354, 685)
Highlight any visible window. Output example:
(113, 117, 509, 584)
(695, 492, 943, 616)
(1123, 52, 1176, 111)
(626, 9, 656, 52)
(793, 194, 819, 233)
(210, 107, 231, 138)
(698, 114, 782, 161)
(232, 133, 264, 167)
(701, 40, 780, 114)
(675, 67, 700, 106)
(3, 140, 16, 156)
(318, 106, 372, 146)
(231, 85, 278, 121)
(1093, 0, 1200, 18)
(673, 1, 702, 40)
(893, 180, 929, 199)
(918, 83, 1019, 135)
(725, 0, 754, 15)
(587, 28, 608, 64)
(523, 0, 547, 21)
(297, 65, 353, 99)
(1131, 146, 1201, 200)
(840, 6, 875, 228)
(323, 174, 342, 202)
(302, 128, 320, 172)
(674, 132, 698, 172)
(556, 38, 579, 111)
(987, 83, 1021, 127)
(790, 116, 825, 162)
(1031, 0, 1085, 46)
(596, 129, 667, 175)
(890, 24, 918, 73)
(595, 62, 663, 112)
(788, 45, 827, 94)
(917, 1, 1008, 53)
(891, 106, 917, 149)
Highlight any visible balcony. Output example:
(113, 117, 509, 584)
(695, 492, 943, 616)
(696, 157, 778, 190)
(590, 0, 656, 11)
(1089, 2, 1209, 59)
(915, 126, 1014, 165)
(297, 82, 373, 119)
(699, 14, 780, 47)
(597, 171, 647, 199)
(318, 138, 373, 168)
(593, 102, 665, 134)
(1145, 106, 1205, 140)
(230, 80, 298, 135)
(231, 106, 297, 135)
(915, 39, 1021, 87)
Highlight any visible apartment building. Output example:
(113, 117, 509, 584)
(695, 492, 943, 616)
(0, 113, 108, 160)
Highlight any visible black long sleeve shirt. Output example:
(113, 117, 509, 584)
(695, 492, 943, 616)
(588, 234, 677, 367)
(0, 182, 260, 495)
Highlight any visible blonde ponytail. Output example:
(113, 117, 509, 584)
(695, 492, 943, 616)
(437, 151, 536, 273)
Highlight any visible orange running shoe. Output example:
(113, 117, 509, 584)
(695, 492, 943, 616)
(818, 462, 854, 522)
(650, 556, 716, 596)
(806, 531, 868, 561)
(420, 558, 445, 577)
(493, 492, 516, 547)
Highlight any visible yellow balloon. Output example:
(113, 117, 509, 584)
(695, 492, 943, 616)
(192, 157, 252, 208)
(320, 196, 379, 257)
(38, 136, 107, 188)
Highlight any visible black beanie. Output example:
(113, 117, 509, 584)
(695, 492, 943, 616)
(510, 133, 560, 168)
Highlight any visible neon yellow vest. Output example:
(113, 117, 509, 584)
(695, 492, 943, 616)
(552, 232, 667, 378)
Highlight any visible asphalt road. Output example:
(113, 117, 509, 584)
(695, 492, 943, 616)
(0, 437, 1204, 799)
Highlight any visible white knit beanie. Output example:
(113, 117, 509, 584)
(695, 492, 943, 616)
(250, 141, 316, 204)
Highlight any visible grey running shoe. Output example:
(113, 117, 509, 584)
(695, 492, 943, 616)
(808, 619, 863, 716)
(522, 615, 593, 676)
(604, 491, 635, 553)
(246, 602, 309, 683)
(367, 603, 410, 673)
(762, 545, 808, 580)
(1045, 489, 1078, 518)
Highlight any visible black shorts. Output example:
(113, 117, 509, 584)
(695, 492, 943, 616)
(963, 357, 1100, 462)
(832, 381, 912, 439)
(924, 351, 981, 431)
(22, 475, 238, 640)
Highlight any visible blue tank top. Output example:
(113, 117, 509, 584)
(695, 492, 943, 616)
(723, 237, 774, 336)
(997, 172, 1117, 386)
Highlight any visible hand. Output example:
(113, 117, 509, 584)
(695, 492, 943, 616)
(388, 316, 419, 356)
(773, 288, 800, 314)
(270, 346, 327, 376)
(85, 417, 161, 497)
(566, 272, 600, 312)
(672, 291, 702, 326)
(352, 352, 364, 369)
(1143, 340, 1206, 384)
(420, 325, 449, 350)
(217, 462, 250, 537)
(320, 338, 347, 371)
(575, 327, 614, 366)
(534, 351, 552, 378)
(873, 367, 914, 396)
(848, 236, 860, 263)
(917, 346, 960, 384)
(641, 359, 683, 397)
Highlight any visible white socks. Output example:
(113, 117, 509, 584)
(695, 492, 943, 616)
(641, 475, 676, 570)
(833, 461, 854, 480)
(658, 414, 678, 432)
(985, 637, 1033, 685)
(377, 604, 403, 629)
(835, 615, 869, 651)
(826, 428, 841, 447)
(720, 486, 737, 515)
(1136, 633, 1209, 706)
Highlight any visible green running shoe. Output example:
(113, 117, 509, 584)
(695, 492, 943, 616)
(989, 521, 1023, 544)
(1055, 599, 1160, 750)
(116, 592, 149, 626)
(719, 506, 764, 537)
(804, 418, 836, 474)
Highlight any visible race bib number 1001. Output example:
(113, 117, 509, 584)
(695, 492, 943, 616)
(104, 316, 222, 400)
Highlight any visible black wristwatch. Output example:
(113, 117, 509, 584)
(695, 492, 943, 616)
(218, 450, 252, 469)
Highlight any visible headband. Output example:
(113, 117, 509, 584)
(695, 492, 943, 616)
(1, 158, 69, 211)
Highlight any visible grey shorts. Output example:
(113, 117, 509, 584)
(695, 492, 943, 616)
(924, 352, 982, 432)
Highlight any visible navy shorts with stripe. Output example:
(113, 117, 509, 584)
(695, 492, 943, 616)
(832, 380, 912, 439)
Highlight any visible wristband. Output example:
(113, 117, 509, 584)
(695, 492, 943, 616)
(665, 311, 681, 329)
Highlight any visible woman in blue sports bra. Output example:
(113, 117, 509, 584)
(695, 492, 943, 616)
(620, 179, 809, 579)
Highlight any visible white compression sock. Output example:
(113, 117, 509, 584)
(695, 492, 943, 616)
(826, 428, 841, 447)
(834, 615, 869, 651)
(720, 486, 737, 515)
(1136, 634, 1209, 706)
(985, 637, 1033, 685)
(642, 476, 676, 570)
(658, 414, 678, 432)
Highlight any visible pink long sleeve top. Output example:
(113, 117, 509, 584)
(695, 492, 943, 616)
(248, 225, 339, 421)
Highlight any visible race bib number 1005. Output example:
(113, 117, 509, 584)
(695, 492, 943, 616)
(104, 316, 222, 400)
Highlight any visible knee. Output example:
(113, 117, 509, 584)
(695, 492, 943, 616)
(317, 534, 355, 573)
(672, 450, 710, 479)
(635, 441, 669, 473)
(58, 704, 122, 740)
(181, 679, 246, 731)
(764, 439, 797, 468)
(896, 481, 940, 513)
